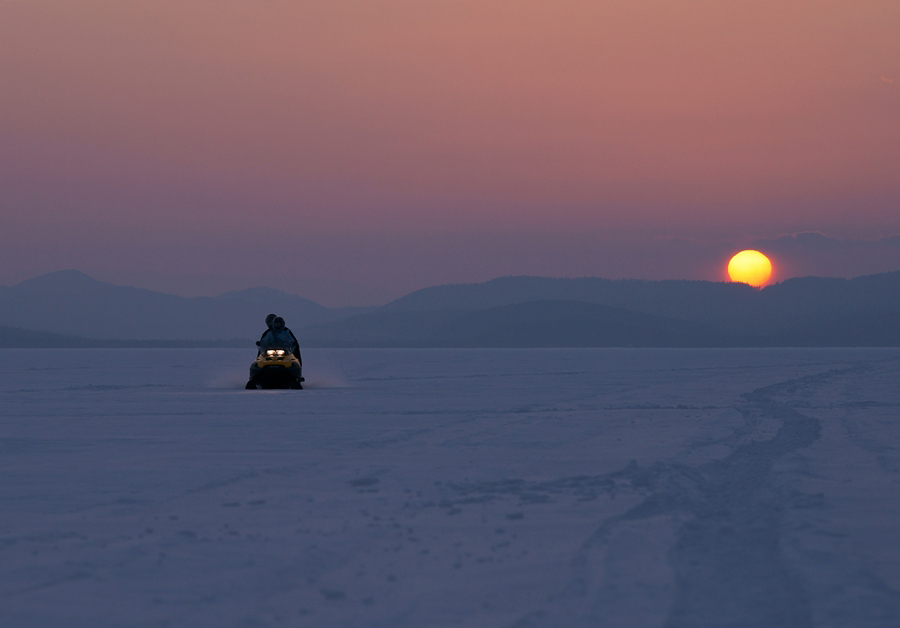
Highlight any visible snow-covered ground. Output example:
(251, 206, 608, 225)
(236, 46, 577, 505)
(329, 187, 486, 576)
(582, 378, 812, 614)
(2, 348, 900, 627)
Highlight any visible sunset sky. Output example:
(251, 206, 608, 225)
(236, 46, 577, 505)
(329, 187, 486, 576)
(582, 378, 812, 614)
(2, 1, 898, 305)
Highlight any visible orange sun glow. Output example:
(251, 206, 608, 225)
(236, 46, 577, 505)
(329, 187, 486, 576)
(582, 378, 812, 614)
(727, 250, 772, 287)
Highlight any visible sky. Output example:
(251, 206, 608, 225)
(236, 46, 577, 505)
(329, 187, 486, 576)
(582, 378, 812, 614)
(1, 1, 898, 306)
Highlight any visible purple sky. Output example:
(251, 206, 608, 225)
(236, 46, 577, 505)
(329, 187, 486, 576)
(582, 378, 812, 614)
(2, 1, 899, 305)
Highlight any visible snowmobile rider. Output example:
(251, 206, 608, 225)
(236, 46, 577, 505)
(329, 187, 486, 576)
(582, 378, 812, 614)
(256, 313, 277, 355)
(258, 315, 301, 362)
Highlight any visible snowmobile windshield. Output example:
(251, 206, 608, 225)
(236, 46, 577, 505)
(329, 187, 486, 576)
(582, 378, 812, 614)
(259, 330, 294, 353)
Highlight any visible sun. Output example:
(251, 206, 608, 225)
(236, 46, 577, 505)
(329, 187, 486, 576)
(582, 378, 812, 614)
(727, 250, 772, 287)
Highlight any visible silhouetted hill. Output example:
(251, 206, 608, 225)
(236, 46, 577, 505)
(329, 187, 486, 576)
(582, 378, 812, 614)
(300, 310, 471, 347)
(757, 273, 900, 320)
(384, 276, 764, 333)
(0, 325, 100, 348)
(382, 272, 900, 338)
(384, 276, 755, 314)
(429, 301, 738, 348)
(0, 271, 363, 340)
(772, 308, 900, 347)
(301, 300, 758, 348)
(2, 270, 899, 347)
(0, 326, 248, 348)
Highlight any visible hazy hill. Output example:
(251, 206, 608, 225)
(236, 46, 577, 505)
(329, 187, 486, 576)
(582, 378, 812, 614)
(772, 308, 900, 347)
(2, 270, 899, 347)
(304, 272, 900, 347)
(384, 276, 764, 333)
(0, 325, 102, 348)
(382, 272, 900, 337)
(429, 300, 738, 348)
(301, 300, 756, 348)
(0, 326, 248, 348)
(384, 275, 758, 312)
(301, 310, 472, 347)
(0, 270, 362, 340)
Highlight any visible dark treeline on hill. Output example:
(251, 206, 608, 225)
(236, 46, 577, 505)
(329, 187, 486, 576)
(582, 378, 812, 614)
(1, 270, 899, 348)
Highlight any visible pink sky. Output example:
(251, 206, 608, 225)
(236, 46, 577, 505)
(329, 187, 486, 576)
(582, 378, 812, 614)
(1, 1, 898, 304)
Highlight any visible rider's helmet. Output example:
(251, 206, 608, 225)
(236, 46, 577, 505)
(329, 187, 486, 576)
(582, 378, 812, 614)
(265, 313, 277, 328)
(273, 317, 286, 330)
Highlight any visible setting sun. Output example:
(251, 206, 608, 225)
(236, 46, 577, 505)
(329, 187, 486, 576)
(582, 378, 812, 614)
(727, 250, 772, 287)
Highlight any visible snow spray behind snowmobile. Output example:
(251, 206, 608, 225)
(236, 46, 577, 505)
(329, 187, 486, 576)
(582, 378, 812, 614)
(245, 337, 304, 390)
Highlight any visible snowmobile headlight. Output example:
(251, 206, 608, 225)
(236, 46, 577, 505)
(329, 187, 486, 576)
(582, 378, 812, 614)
(275, 349, 285, 356)
(266, 349, 276, 356)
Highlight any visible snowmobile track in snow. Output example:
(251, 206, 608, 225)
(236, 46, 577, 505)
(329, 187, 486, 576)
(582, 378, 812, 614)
(559, 363, 895, 628)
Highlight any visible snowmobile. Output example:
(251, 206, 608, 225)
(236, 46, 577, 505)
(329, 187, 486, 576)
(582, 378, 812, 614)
(245, 339, 304, 390)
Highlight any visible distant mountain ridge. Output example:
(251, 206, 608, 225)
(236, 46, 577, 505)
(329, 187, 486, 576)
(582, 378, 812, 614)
(429, 300, 738, 348)
(304, 272, 900, 347)
(0, 270, 365, 341)
(1, 270, 899, 347)
(382, 273, 900, 331)
(0, 326, 248, 348)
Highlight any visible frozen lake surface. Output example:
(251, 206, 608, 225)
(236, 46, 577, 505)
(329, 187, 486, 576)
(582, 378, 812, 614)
(2, 348, 900, 627)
